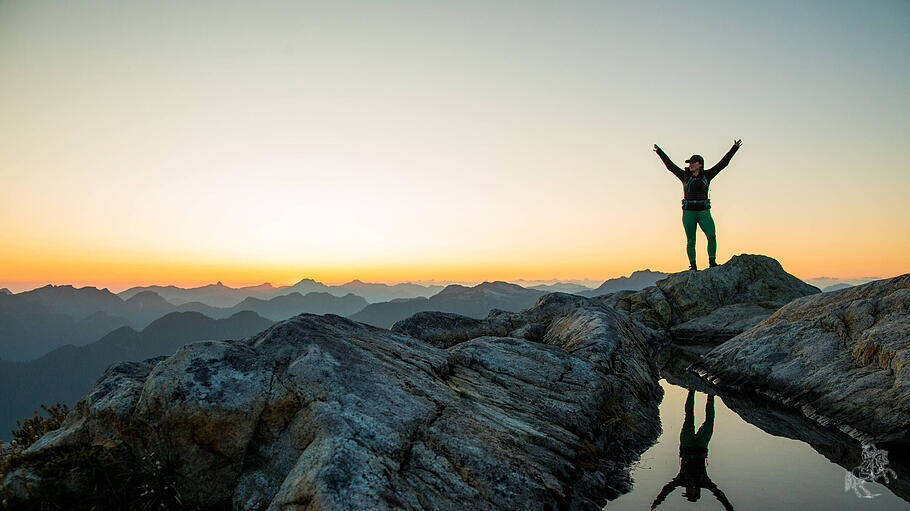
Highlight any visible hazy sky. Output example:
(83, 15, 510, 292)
(2, 1, 908, 292)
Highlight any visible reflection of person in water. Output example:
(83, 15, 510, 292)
(651, 389, 734, 510)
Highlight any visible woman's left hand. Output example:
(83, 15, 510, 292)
(734, 139, 742, 147)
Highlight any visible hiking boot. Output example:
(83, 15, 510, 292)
(689, 262, 697, 271)
(709, 257, 718, 268)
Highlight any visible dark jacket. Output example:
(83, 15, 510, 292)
(656, 143, 740, 210)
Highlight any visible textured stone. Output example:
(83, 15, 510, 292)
(4, 294, 663, 510)
(595, 254, 819, 343)
(691, 274, 910, 443)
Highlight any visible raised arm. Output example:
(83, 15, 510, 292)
(654, 144, 686, 181)
(705, 139, 742, 180)
(651, 477, 682, 510)
(706, 481, 735, 511)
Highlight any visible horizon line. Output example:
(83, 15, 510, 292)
(1, 270, 889, 295)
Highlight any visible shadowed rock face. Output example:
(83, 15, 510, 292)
(3, 254, 869, 510)
(390, 311, 498, 349)
(594, 254, 820, 344)
(3, 293, 663, 510)
(691, 274, 910, 444)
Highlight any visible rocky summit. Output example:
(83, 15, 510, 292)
(692, 273, 910, 444)
(3, 294, 664, 510)
(4, 254, 883, 510)
(594, 254, 820, 344)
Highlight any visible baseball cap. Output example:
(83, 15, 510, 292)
(685, 154, 704, 165)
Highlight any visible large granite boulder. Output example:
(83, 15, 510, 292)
(393, 292, 667, 443)
(3, 294, 663, 510)
(595, 254, 820, 344)
(390, 311, 507, 349)
(691, 274, 910, 444)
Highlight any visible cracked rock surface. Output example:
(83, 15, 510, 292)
(595, 254, 819, 344)
(4, 293, 663, 510)
(3, 254, 848, 510)
(691, 274, 910, 443)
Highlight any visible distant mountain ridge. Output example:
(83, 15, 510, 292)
(117, 281, 280, 307)
(0, 285, 370, 361)
(118, 278, 445, 306)
(17, 284, 127, 322)
(804, 277, 882, 290)
(335, 279, 447, 303)
(2, 270, 671, 360)
(0, 310, 275, 442)
(576, 269, 670, 298)
(528, 282, 593, 293)
(214, 291, 367, 320)
(348, 281, 546, 329)
(0, 292, 132, 361)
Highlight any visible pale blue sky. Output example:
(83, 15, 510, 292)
(1, 1, 908, 291)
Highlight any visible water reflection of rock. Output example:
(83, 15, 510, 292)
(658, 344, 910, 503)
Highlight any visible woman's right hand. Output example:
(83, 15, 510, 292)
(653, 144, 660, 153)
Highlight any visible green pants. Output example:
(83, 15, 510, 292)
(680, 390, 714, 449)
(682, 209, 716, 264)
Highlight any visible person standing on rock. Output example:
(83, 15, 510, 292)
(653, 139, 742, 271)
(651, 389, 734, 510)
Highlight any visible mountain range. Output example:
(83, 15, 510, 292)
(172, 291, 368, 320)
(0, 272, 660, 362)
(348, 281, 547, 329)
(0, 292, 132, 361)
(0, 286, 366, 361)
(821, 283, 853, 292)
(0, 269, 694, 441)
(0, 310, 274, 441)
(576, 269, 670, 297)
(527, 282, 594, 293)
(118, 278, 446, 306)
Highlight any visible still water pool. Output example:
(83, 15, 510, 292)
(607, 348, 909, 511)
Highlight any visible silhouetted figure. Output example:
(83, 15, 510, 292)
(651, 389, 734, 510)
(653, 140, 742, 271)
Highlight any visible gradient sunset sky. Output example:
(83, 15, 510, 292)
(2, 1, 908, 293)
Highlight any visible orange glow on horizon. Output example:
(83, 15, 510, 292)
(2, 247, 906, 294)
(1, 2, 908, 295)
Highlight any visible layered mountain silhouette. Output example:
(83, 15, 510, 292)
(347, 281, 546, 329)
(0, 288, 11, 295)
(1, 272, 665, 361)
(0, 310, 274, 441)
(0, 293, 132, 361)
(16, 284, 128, 322)
(174, 291, 368, 320)
(332, 279, 446, 303)
(576, 269, 669, 297)
(119, 278, 445, 307)
(805, 277, 880, 290)
(117, 281, 281, 307)
(0, 286, 370, 361)
(822, 283, 853, 292)
(527, 282, 594, 293)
